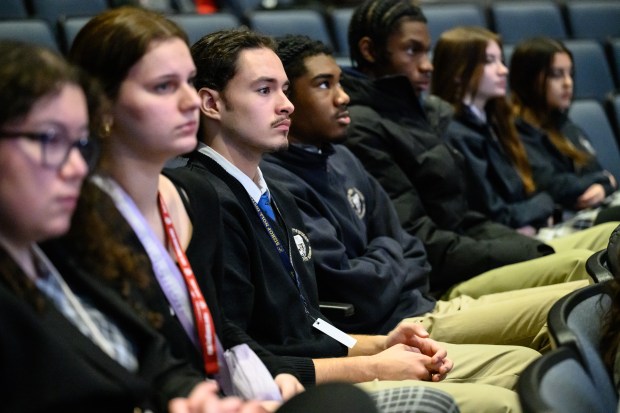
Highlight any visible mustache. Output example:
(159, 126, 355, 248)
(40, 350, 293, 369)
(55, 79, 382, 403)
(336, 109, 350, 118)
(271, 116, 290, 128)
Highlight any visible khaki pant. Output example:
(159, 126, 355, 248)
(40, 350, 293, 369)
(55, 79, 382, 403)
(358, 342, 540, 412)
(355, 223, 617, 411)
(413, 281, 588, 352)
(445, 250, 591, 298)
(547, 221, 618, 252)
(445, 222, 617, 299)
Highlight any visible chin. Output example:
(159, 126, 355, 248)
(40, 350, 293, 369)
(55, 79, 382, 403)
(275, 140, 289, 152)
(42, 220, 72, 241)
(174, 137, 199, 156)
(330, 134, 347, 144)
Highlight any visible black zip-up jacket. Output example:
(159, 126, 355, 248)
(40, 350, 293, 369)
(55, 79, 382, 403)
(341, 70, 553, 291)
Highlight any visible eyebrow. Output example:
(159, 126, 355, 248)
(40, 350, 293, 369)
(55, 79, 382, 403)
(312, 73, 336, 82)
(405, 39, 430, 52)
(150, 71, 195, 83)
(251, 76, 290, 87)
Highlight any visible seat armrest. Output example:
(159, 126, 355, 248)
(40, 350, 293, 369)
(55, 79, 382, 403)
(319, 301, 355, 318)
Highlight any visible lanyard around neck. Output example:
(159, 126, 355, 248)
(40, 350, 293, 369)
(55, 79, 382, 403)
(32, 245, 117, 359)
(251, 197, 314, 321)
(157, 192, 219, 375)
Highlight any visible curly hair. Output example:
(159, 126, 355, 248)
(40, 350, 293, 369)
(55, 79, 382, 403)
(64, 181, 164, 329)
(275, 34, 333, 99)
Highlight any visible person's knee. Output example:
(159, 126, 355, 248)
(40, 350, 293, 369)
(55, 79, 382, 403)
(455, 386, 521, 413)
(567, 248, 594, 262)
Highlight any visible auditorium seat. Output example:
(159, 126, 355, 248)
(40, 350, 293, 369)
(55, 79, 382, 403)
(30, 0, 107, 28)
(169, 13, 241, 45)
(0, 19, 58, 51)
(58, 16, 91, 53)
(566, 1, 620, 42)
(490, 1, 567, 45)
(0, 0, 28, 20)
(569, 99, 620, 181)
(329, 7, 354, 57)
(248, 9, 332, 49)
(565, 39, 616, 102)
(422, 3, 486, 47)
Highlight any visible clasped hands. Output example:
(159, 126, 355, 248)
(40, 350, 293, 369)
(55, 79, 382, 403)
(374, 321, 453, 382)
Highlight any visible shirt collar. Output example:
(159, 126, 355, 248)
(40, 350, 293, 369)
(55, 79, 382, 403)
(198, 144, 268, 203)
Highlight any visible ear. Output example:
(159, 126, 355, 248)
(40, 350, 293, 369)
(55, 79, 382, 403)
(358, 36, 376, 64)
(198, 87, 222, 120)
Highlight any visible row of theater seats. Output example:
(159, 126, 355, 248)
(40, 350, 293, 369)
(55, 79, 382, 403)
(2, 1, 620, 166)
(3, 3, 620, 101)
(3, 2, 620, 49)
(569, 98, 620, 194)
(2, 1, 620, 95)
(516, 246, 619, 413)
(2, 1, 620, 50)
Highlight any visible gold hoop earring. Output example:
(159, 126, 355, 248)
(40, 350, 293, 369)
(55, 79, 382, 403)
(100, 119, 113, 138)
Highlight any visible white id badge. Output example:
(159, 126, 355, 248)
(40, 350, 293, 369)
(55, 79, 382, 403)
(313, 318, 357, 348)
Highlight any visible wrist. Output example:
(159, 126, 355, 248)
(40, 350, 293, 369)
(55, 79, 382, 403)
(361, 355, 380, 381)
(348, 335, 387, 356)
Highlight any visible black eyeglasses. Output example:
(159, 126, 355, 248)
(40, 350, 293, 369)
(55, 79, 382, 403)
(0, 129, 99, 170)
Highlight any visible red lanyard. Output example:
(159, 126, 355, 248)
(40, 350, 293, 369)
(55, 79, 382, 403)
(158, 193, 219, 374)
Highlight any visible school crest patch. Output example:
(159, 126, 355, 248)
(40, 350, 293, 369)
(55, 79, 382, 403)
(347, 187, 366, 219)
(292, 228, 312, 262)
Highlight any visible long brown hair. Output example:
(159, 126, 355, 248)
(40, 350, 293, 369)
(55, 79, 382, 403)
(62, 7, 190, 328)
(432, 26, 535, 194)
(510, 37, 591, 166)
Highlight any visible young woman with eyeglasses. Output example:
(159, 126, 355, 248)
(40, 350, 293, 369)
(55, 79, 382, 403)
(0, 39, 227, 412)
(0, 31, 379, 413)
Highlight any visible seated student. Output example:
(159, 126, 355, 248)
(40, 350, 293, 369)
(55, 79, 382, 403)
(510, 37, 619, 221)
(261, 34, 588, 346)
(0, 38, 253, 413)
(38, 6, 303, 408)
(166, 27, 558, 413)
(431, 27, 620, 242)
(431, 27, 554, 234)
(47, 7, 448, 413)
(340, 0, 613, 293)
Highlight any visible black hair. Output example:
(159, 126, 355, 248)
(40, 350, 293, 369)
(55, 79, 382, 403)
(275, 34, 332, 98)
(192, 28, 276, 92)
(348, 0, 427, 70)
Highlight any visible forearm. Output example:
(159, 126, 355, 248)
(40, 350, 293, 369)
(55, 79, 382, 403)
(313, 356, 376, 384)
(348, 335, 386, 356)
(312, 335, 386, 383)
